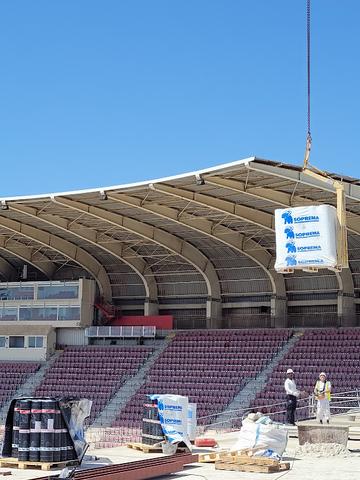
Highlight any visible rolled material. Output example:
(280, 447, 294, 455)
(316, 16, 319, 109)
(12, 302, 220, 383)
(29, 399, 42, 462)
(11, 401, 21, 458)
(18, 399, 31, 461)
(40, 399, 56, 462)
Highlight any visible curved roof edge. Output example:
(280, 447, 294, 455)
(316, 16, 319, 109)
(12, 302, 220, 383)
(2, 156, 257, 202)
(1, 156, 360, 202)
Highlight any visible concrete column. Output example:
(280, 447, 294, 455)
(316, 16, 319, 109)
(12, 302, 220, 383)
(271, 295, 287, 328)
(144, 298, 159, 316)
(337, 292, 356, 327)
(206, 297, 222, 329)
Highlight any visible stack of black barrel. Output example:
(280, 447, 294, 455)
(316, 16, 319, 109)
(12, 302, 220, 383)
(11, 398, 76, 463)
(142, 397, 165, 445)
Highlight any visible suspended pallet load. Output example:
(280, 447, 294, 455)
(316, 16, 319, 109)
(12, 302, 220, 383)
(275, 0, 349, 275)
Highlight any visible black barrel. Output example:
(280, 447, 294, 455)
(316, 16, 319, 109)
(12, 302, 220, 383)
(66, 445, 76, 461)
(60, 427, 68, 462)
(11, 400, 21, 458)
(57, 409, 76, 462)
(64, 430, 76, 461)
(29, 399, 42, 462)
(18, 399, 31, 461)
(40, 399, 56, 462)
(53, 403, 62, 462)
(59, 413, 69, 462)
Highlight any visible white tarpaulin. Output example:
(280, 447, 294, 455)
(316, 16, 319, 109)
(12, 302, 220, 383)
(149, 394, 191, 450)
(275, 205, 338, 272)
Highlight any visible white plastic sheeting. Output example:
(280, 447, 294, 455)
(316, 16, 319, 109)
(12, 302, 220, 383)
(187, 403, 197, 441)
(149, 394, 192, 450)
(275, 205, 338, 272)
(232, 420, 288, 456)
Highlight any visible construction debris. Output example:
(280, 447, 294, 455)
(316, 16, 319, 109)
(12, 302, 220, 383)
(297, 442, 352, 457)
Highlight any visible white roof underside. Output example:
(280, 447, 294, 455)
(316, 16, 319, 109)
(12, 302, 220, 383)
(1, 157, 359, 300)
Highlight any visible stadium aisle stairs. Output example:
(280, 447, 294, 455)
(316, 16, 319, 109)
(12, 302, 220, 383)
(251, 328, 360, 423)
(0, 356, 61, 425)
(212, 331, 304, 429)
(88, 336, 173, 429)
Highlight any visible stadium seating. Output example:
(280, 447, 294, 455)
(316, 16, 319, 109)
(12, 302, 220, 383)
(35, 346, 152, 422)
(112, 329, 291, 429)
(251, 328, 360, 422)
(0, 362, 40, 407)
(6, 326, 357, 444)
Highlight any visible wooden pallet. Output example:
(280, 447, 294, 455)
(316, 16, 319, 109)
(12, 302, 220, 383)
(127, 442, 188, 454)
(198, 446, 267, 464)
(215, 457, 290, 474)
(127, 442, 163, 453)
(0, 457, 78, 471)
(198, 450, 241, 463)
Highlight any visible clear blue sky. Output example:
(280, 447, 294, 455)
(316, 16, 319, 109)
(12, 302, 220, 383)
(1, 1, 359, 196)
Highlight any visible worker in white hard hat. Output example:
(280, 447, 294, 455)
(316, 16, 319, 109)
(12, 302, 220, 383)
(314, 372, 331, 424)
(284, 368, 300, 425)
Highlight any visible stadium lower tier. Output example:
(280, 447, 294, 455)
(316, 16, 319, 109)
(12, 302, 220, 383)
(0, 328, 359, 440)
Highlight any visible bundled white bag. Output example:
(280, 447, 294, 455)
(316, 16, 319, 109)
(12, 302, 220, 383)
(232, 420, 288, 456)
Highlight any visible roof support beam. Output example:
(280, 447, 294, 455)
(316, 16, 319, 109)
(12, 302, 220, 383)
(0, 215, 112, 301)
(245, 160, 360, 201)
(0, 255, 17, 281)
(204, 172, 354, 324)
(9, 203, 158, 305)
(52, 196, 222, 305)
(205, 175, 360, 237)
(107, 191, 284, 296)
(150, 183, 275, 231)
(204, 175, 311, 208)
(337, 267, 356, 327)
(0, 237, 55, 279)
(207, 174, 360, 248)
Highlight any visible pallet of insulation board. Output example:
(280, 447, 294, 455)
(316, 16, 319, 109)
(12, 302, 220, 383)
(215, 454, 290, 473)
(0, 457, 78, 471)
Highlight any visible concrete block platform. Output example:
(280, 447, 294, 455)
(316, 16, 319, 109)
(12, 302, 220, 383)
(297, 422, 349, 446)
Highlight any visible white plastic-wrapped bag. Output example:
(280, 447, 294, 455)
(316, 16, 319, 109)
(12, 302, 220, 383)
(232, 421, 288, 456)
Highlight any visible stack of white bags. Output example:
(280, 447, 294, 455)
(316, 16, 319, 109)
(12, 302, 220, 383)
(232, 412, 288, 460)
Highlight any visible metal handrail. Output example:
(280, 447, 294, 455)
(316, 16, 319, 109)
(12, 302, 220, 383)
(85, 326, 156, 338)
(197, 388, 360, 431)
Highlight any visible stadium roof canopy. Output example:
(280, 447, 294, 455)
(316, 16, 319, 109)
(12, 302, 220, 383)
(1, 157, 360, 329)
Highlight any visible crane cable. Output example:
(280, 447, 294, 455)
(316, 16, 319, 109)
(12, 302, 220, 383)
(301, 0, 348, 269)
(303, 0, 312, 168)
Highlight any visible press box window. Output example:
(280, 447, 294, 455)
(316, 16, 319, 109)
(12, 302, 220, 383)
(9, 336, 25, 348)
(0, 337, 6, 348)
(28, 336, 44, 348)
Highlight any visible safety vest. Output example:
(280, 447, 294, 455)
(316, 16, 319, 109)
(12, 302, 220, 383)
(315, 380, 331, 401)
